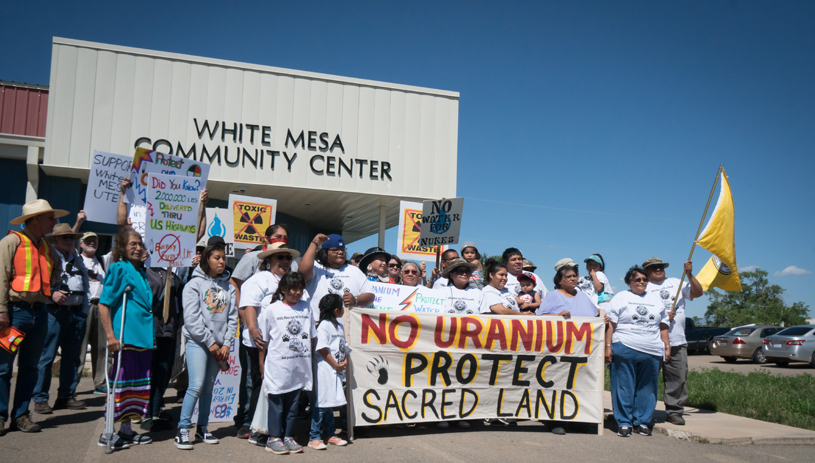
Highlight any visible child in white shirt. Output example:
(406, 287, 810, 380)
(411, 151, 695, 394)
(307, 294, 349, 449)
(258, 272, 314, 455)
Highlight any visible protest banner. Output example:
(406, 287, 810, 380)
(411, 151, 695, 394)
(396, 201, 446, 261)
(205, 207, 235, 256)
(82, 151, 131, 224)
(348, 308, 604, 429)
(419, 198, 464, 247)
(191, 338, 241, 423)
(228, 194, 277, 250)
(127, 147, 210, 207)
(145, 173, 200, 267)
(365, 282, 452, 314)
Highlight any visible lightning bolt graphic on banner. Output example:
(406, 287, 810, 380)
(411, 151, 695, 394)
(399, 289, 419, 311)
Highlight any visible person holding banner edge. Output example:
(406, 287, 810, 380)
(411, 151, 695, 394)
(605, 266, 670, 438)
(97, 227, 154, 450)
(643, 257, 702, 426)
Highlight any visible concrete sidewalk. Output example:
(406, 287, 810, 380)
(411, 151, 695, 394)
(602, 391, 815, 445)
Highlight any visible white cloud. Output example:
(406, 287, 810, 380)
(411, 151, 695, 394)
(774, 266, 813, 277)
(739, 265, 758, 272)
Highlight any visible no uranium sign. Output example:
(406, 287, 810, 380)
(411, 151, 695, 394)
(419, 198, 464, 247)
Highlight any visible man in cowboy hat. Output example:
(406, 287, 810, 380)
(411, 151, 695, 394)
(0, 199, 65, 434)
(32, 223, 90, 414)
(642, 257, 703, 426)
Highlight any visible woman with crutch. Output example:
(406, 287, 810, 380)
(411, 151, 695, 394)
(98, 228, 155, 451)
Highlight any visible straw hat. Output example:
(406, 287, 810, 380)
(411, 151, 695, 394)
(45, 223, 83, 242)
(642, 257, 669, 269)
(10, 199, 68, 225)
(441, 258, 478, 279)
(257, 241, 300, 260)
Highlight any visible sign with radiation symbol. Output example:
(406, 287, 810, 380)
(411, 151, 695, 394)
(228, 194, 277, 250)
(396, 201, 446, 261)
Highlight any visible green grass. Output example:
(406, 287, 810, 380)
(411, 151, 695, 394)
(604, 367, 815, 431)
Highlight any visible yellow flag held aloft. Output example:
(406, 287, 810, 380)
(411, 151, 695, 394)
(695, 170, 742, 291)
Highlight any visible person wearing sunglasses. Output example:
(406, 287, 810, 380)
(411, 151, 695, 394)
(387, 256, 403, 284)
(642, 257, 702, 427)
(400, 262, 426, 287)
(605, 266, 670, 438)
(235, 242, 301, 443)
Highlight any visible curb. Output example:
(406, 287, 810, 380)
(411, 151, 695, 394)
(652, 425, 815, 446)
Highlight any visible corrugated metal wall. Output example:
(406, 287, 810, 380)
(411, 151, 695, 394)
(0, 82, 48, 137)
(44, 38, 459, 200)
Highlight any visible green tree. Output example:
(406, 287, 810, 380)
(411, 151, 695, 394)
(703, 269, 810, 327)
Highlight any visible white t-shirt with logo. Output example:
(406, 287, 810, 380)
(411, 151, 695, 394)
(240, 272, 280, 348)
(306, 262, 372, 321)
(608, 290, 669, 358)
(480, 285, 520, 314)
(81, 255, 105, 301)
(576, 271, 613, 308)
(314, 320, 349, 408)
(432, 277, 450, 289)
(260, 299, 315, 394)
(646, 277, 692, 347)
(444, 285, 483, 315)
(505, 271, 548, 301)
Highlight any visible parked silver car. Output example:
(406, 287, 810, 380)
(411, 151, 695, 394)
(763, 325, 815, 367)
(710, 325, 783, 364)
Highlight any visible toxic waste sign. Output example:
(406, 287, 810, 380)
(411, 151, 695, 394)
(228, 194, 277, 250)
(348, 308, 605, 427)
(396, 201, 447, 261)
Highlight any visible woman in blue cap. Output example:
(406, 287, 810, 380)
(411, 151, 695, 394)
(576, 253, 613, 309)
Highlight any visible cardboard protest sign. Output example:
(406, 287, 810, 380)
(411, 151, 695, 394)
(191, 338, 241, 423)
(127, 147, 210, 207)
(228, 194, 277, 250)
(83, 151, 131, 224)
(365, 282, 451, 313)
(349, 308, 604, 427)
(129, 205, 146, 237)
(145, 173, 200, 267)
(418, 198, 464, 247)
(396, 201, 446, 261)
(205, 208, 235, 257)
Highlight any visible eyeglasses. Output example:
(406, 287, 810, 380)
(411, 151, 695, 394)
(441, 257, 456, 262)
(388, 264, 402, 269)
(275, 254, 293, 261)
(650, 266, 665, 271)
(632, 278, 648, 283)
(328, 248, 346, 254)
(403, 269, 419, 275)
(450, 267, 471, 275)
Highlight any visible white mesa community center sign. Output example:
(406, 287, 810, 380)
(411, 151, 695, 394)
(348, 308, 605, 427)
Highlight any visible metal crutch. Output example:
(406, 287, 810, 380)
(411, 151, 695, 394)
(104, 285, 132, 454)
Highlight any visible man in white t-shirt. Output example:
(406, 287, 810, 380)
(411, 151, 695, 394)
(643, 257, 703, 426)
(78, 232, 108, 394)
(502, 247, 548, 301)
(428, 249, 459, 289)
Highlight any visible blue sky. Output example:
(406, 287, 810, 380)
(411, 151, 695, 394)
(2, 1, 813, 321)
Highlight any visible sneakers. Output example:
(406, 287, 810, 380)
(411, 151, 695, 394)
(266, 438, 289, 455)
(436, 421, 449, 429)
(497, 418, 517, 426)
(93, 386, 108, 395)
(637, 425, 652, 436)
(457, 421, 471, 429)
(327, 436, 347, 446)
(98, 433, 131, 451)
(33, 401, 53, 415)
(617, 426, 632, 437)
(236, 424, 251, 439)
(118, 430, 152, 445)
(174, 428, 194, 450)
(54, 397, 87, 410)
(248, 431, 268, 446)
(666, 414, 686, 425)
(10, 413, 41, 433)
(196, 427, 219, 444)
(284, 437, 303, 453)
(308, 440, 327, 450)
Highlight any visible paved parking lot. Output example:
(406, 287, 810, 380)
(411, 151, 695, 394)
(689, 352, 813, 377)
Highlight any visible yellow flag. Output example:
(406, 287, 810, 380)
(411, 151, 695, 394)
(695, 170, 742, 291)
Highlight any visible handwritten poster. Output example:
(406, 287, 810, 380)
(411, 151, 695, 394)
(191, 338, 241, 423)
(145, 173, 199, 267)
(419, 198, 464, 247)
(82, 151, 131, 224)
(127, 147, 210, 207)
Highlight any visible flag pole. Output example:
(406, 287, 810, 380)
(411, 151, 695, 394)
(669, 164, 723, 313)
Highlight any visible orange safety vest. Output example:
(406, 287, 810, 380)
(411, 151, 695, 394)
(9, 230, 53, 296)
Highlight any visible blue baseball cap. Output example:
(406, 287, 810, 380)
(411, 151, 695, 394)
(322, 234, 345, 249)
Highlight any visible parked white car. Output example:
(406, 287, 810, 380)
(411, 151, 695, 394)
(762, 325, 815, 367)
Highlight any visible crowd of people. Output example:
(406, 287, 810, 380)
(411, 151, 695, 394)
(0, 193, 702, 452)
